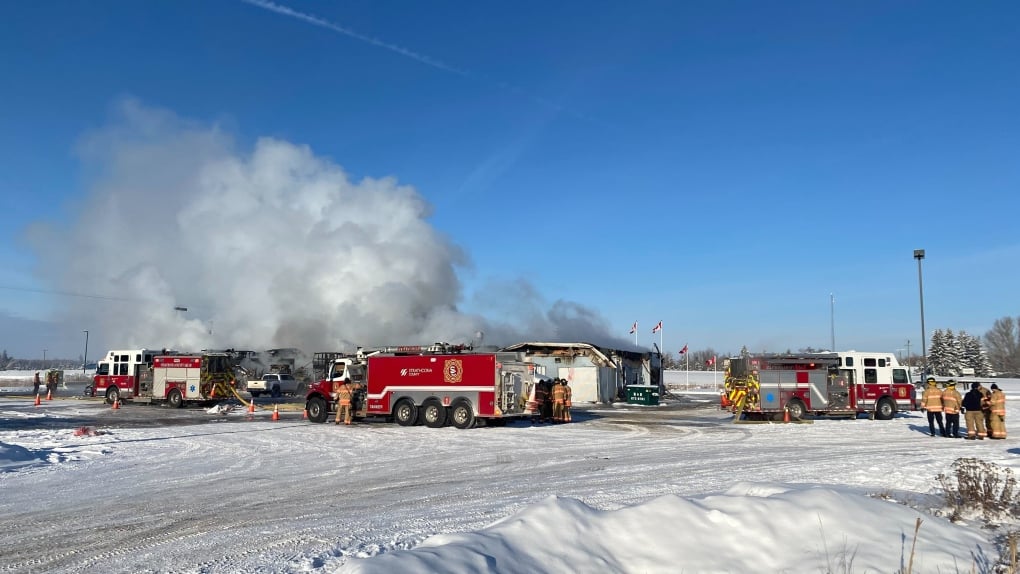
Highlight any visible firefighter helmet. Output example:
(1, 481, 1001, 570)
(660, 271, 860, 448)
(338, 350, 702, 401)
(926, 377, 937, 385)
(946, 379, 956, 387)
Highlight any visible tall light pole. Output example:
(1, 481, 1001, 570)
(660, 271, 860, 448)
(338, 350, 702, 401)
(174, 306, 188, 320)
(43, 349, 47, 369)
(914, 249, 927, 375)
(829, 293, 835, 351)
(83, 330, 89, 374)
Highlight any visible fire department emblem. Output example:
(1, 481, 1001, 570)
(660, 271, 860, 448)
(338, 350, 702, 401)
(444, 359, 463, 384)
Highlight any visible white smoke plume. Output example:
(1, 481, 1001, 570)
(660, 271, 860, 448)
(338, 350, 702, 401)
(27, 100, 638, 356)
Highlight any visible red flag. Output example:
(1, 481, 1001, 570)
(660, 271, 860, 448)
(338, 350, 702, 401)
(629, 322, 637, 334)
(679, 344, 688, 355)
(706, 356, 715, 366)
(651, 320, 662, 334)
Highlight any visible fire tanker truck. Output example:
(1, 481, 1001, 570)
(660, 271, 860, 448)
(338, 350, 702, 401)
(92, 348, 240, 407)
(722, 350, 916, 421)
(305, 343, 537, 429)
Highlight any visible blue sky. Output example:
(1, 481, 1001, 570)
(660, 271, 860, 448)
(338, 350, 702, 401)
(1, 0, 1018, 360)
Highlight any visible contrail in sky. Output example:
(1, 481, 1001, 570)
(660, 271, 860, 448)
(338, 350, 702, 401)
(239, 0, 605, 121)
(240, 0, 469, 76)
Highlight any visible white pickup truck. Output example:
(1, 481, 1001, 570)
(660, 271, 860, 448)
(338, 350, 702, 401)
(247, 373, 300, 398)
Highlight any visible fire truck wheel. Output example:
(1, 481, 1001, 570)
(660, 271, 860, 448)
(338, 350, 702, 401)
(393, 399, 418, 427)
(421, 399, 448, 429)
(168, 389, 184, 409)
(105, 387, 120, 405)
(785, 399, 806, 420)
(450, 401, 475, 429)
(874, 398, 895, 421)
(306, 397, 329, 423)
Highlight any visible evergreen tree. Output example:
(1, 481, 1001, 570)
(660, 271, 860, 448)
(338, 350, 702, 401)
(945, 329, 964, 376)
(928, 329, 949, 376)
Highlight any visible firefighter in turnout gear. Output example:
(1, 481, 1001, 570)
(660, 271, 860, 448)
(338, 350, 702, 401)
(562, 379, 572, 423)
(989, 383, 1007, 439)
(976, 382, 993, 438)
(962, 382, 986, 440)
(533, 381, 550, 423)
(921, 377, 946, 437)
(550, 378, 567, 422)
(334, 380, 353, 425)
(941, 380, 963, 438)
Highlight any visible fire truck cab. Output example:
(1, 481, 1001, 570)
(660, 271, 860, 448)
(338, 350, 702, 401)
(92, 348, 159, 404)
(724, 350, 915, 421)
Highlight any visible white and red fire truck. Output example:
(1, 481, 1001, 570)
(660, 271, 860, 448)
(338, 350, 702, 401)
(92, 348, 238, 407)
(91, 348, 160, 404)
(723, 351, 916, 421)
(305, 343, 537, 428)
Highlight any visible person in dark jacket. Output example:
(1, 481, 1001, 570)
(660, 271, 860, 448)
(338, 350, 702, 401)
(962, 382, 986, 440)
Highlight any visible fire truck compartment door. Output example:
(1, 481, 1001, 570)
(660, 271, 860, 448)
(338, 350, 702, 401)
(758, 371, 783, 409)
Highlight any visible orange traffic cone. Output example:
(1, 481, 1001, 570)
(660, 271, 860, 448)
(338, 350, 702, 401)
(302, 406, 308, 419)
(783, 407, 790, 423)
(34, 393, 41, 407)
(248, 400, 256, 414)
(271, 404, 280, 421)
(46, 389, 53, 401)
(112, 397, 120, 410)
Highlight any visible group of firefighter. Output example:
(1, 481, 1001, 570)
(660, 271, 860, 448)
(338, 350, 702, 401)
(919, 377, 1006, 440)
(32, 370, 61, 397)
(531, 378, 572, 423)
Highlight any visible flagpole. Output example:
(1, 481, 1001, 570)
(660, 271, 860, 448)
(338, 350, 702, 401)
(685, 349, 689, 389)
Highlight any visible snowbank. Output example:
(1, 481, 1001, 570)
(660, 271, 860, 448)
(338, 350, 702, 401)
(339, 484, 990, 574)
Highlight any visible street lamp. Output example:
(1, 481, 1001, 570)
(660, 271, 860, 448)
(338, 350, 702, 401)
(83, 330, 89, 375)
(914, 249, 926, 376)
(43, 349, 47, 370)
(174, 306, 188, 320)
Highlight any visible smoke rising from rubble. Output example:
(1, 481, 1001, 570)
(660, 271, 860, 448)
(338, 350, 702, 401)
(29, 100, 638, 355)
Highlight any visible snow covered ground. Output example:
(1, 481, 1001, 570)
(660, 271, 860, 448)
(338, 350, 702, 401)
(1, 387, 1018, 573)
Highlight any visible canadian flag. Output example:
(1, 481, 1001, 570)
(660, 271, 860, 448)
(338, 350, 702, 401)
(629, 322, 637, 334)
(706, 356, 716, 366)
(652, 321, 662, 334)
(679, 344, 688, 355)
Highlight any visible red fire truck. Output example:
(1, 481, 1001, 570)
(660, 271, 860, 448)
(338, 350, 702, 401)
(723, 351, 916, 421)
(305, 343, 537, 428)
(92, 348, 238, 407)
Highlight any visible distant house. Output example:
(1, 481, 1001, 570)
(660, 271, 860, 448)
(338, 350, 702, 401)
(500, 342, 663, 403)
